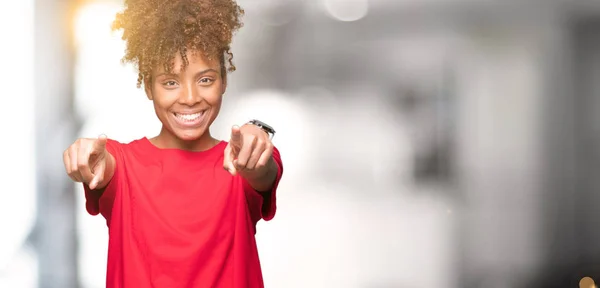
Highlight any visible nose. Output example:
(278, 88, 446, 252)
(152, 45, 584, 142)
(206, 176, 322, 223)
(178, 82, 202, 106)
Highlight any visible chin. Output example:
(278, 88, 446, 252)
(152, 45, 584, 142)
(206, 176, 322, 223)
(176, 130, 206, 141)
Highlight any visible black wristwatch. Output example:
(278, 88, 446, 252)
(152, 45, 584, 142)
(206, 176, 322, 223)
(247, 119, 276, 139)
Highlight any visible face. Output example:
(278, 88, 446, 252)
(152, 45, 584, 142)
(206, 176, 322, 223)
(145, 51, 226, 144)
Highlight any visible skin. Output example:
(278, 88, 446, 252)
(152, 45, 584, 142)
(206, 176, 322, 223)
(63, 50, 278, 192)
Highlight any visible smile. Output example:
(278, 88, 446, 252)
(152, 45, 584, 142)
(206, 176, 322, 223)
(172, 111, 206, 127)
(174, 111, 204, 122)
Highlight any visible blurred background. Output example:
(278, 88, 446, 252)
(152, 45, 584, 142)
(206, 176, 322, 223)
(2, 0, 600, 287)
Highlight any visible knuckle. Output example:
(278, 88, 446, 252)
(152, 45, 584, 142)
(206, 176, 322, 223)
(77, 161, 88, 169)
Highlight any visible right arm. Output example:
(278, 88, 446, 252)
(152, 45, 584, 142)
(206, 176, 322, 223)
(63, 135, 116, 190)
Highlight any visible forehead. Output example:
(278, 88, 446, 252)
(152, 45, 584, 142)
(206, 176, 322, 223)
(154, 50, 221, 75)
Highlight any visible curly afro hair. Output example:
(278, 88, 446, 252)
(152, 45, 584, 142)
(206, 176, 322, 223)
(112, 0, 244, 88)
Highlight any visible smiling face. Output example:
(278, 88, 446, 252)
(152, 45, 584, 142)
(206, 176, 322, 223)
(145, 50, 226, 150)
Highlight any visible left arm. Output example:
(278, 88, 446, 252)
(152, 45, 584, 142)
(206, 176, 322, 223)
(223, 123, 279, 192)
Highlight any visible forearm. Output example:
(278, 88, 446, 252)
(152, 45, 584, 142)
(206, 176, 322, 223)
(243, 156, 278, 193)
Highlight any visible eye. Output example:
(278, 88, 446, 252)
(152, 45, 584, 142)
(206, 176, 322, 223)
(163, 80, 178, 87)
(198, 77, 214, 85)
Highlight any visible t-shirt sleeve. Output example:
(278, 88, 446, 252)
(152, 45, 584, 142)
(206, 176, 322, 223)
(83, 139, 122, 224)
(244, 146, 283, 222)
(260, 146, 283, 221)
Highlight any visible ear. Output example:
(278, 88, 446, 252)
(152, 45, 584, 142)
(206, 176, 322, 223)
(144, 78, 153, 100)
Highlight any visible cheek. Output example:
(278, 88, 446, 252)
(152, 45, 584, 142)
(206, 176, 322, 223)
(208, 96, 223, 109)
(152, 91, 178, 111)
(205, 90, 223, 109)
(205, 94, 223, 123)
(152, 101, 169, 123)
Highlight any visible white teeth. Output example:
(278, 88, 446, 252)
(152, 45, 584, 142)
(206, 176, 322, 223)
(175, 111, 203, 122)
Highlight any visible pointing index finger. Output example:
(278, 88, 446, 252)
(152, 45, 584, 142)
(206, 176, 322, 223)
(93, 134, 108, 152)
(230, 125, 242, 148)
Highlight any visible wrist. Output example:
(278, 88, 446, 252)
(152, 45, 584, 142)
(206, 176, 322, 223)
(241, 123, 267, 136)
(245, 119, 275, 139)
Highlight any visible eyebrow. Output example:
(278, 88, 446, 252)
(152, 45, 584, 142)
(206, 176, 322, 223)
(155, 68, 220, 78)
(194, 68, 220, 77)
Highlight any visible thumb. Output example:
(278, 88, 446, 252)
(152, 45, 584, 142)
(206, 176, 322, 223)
(230, 125, 242, 147)
(88, 165, 105, 190)
(223, 143, 238, 176)
(92, 134, 108, 153)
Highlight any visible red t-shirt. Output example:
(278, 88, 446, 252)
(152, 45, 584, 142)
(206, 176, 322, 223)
(83, 137, 283, 288)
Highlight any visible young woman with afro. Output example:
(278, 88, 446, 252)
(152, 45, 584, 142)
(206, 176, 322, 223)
(62, 0, 283, 287)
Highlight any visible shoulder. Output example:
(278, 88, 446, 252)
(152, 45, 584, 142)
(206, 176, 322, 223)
(104, 137, 149, 157)
(105, 137, 149, 148)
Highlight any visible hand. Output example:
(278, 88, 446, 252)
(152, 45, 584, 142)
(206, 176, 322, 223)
(223, 124, 274, 178)
(63, 135, 109, 190)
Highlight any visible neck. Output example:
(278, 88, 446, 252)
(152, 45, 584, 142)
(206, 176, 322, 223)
(152, 126, 218, 151)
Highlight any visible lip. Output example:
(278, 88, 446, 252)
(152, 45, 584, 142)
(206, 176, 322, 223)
(171, 110, 207, 128)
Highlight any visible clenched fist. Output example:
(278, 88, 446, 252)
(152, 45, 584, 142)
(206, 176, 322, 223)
(63, 135, 114, 190)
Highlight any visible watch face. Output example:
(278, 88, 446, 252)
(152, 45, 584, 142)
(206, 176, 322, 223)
(251, 120, 275, 134)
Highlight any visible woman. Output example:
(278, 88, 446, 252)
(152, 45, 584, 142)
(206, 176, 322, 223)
(62, 0, 283, 287)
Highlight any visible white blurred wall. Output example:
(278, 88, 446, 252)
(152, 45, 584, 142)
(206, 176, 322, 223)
(0, 0, 37, 287)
